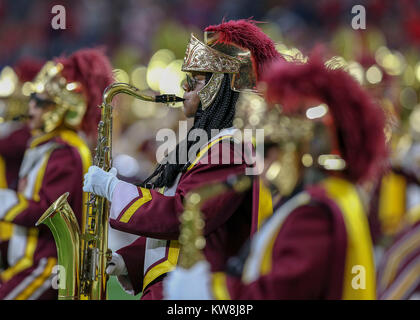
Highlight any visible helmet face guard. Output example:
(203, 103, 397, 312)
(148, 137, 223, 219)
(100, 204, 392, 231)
(29, 61, 86, 133)
(181, 33, 259, 110)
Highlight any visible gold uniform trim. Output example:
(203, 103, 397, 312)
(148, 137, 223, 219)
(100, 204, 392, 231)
(0, 155, 7, 188)
(187, 135, 234, 171)
(119, 188, 152, 223)
(257, 178, 273, 230)
(142, 241, 180, 291)
(0, 228, 38, 282)
(4, 194, 29, 222)
(15, 257, 57, 300)
(322, 177, 376, 300)
(211, 272, 231, 300)
(57, 129, 92, 233)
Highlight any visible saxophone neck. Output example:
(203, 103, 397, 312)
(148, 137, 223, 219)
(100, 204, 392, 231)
(102, 82, 184, 106)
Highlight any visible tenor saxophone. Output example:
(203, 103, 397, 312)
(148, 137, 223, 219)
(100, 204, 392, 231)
(36, 82, 184, 300)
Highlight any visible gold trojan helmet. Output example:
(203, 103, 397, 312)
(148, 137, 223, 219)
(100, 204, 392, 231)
(0, 58, 45, 123)
(181, 19, 282, 109)
(29, 61, 87, 133)
(28, 49, 114, 137)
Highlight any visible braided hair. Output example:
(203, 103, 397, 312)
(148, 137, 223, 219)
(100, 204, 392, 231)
(142, 73, 239, 188)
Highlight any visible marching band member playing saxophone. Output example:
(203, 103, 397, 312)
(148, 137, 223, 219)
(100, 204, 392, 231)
(0, 49, 113, 300)
(83, 19, 280, 299)
(164, 50, 388, 300)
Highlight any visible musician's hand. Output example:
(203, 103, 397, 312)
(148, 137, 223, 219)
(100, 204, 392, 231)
(106, 252, 128, 276)
(83, 166, 120, 201)
(163, 261, 212, 300)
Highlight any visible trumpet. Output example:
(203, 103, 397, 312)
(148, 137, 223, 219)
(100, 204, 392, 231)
(37, 82, 184, 299)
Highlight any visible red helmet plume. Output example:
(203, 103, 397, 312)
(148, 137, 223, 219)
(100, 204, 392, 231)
(55, 48, 114, 138)
(14, 57, 45, 82)
(205, 19, 283, 81)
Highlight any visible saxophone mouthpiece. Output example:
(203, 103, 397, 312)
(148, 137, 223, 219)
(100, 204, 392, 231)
(155, 94, 185, 104)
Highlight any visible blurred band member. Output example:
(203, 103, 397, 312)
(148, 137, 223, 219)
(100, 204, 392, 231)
(83, 19, 281, 299)
(0, 58, 43, 271)
(164, 51, 387, 300)
(0, 49, 113, 300)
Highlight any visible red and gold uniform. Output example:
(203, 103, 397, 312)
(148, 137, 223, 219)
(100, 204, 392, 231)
(0, 49, 113, 300)
(211, 177, 375, 299)
(113, 128, 272, 298)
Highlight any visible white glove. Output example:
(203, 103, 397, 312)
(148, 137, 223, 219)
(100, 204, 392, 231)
(106, 252, 128, 276)
(163, 261, 213, 300)
(83, 166, 120, 202)
(0, 189, 18, 219)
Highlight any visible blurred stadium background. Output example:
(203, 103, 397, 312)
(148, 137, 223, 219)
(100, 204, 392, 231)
(1, 0, 420, 299)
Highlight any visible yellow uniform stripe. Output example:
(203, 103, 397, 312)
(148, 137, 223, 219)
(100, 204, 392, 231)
(14, 257, 57, 300)
(57, 129, 92, 233)
(142, 241, 180, 291)
(378, 172, 406, 235)
(32, 150, 54, 202)
(0, 155, 7, 188)
(187, 136, 233, 171)
(4, 194, 29, 222)
(0, 228, 38, 282)
(120, 188, 152, 223)
(212, 272, 231, 300)
(0, 222, 14, 241)
(257, 178, 273, 230)
(323, 177, 376, 300)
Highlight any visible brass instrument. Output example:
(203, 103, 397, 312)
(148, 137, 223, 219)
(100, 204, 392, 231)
(178, 175, 252, 269)
(37, 82, 184, 300)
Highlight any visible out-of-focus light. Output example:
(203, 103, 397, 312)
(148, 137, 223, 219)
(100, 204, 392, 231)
(147, 49, 176, 92)
(159, 59, 184, 96)
(131, 66, 148, 91)
(318, 154, 346, 170)
(306, 104, 328, 119)
(376, 47, 406, 76)
(375, 46, 391, 65)
(249, 114, 260, 126)
(347, 61, 364, 84)
(266, 161, 281, 181)
(403, 65, 415, 86)
(131, 99, 156, 119)
(400, 87, 418, 110)
(233, 117, 244, 129)
(21, 82, 33, 96)
(0, 66, 18, 97)
(366, 65, 383, 84)
(409, 106, 420, 133)
(113, 69, 130, 83)
(301, 154, 313, 167)
(66, 82, 78, 91)
(415, 62, 420, 83)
